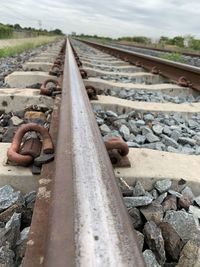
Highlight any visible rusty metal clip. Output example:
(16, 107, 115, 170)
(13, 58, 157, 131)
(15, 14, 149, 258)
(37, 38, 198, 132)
(40, 79, 61, 96)
(177, 76, 192, 87)
(7, 123, 54, 166)
(49, 64, 62, 76)
(136, 61, 143, 67)
(151, 66, 160, 74)
(80, 69, 88, 79)
(85, 85, 98, 100)
(104, 137, 130, 167)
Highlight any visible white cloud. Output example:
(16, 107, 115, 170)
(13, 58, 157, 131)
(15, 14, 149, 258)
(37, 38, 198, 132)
(1, 0, 200, 38)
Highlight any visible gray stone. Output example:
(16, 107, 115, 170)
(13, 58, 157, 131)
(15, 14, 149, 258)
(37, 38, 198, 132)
(162, 135, 179, 148)
(154, 179, 172, 193)
(167, 146, 178, 153)
(176, 240, 200, 267)
(159, 222, 184, 261)
(162, 195, 177, 212)
(126, 141, 140, 148)
(154, 192, 167, 205)
(155, 142, 165, 151)
(96, 117, 104, 125)
(163, 126, 172, 136)
(141, 126, 152, 135)
(124, 196, 153, 208)
(113, 119, 127, 128)
(132, 181, 145, 196)
(118, 114, 128, 120)
(103, 130, 121, 141)
(140, 203, 164, 224)
(106, 110, 118, 117)
(143, 250, 161, 267)
(181, 186, 194, 201)
(135, 230, 144, 251)
(128, 120, 140, 135)
(143, 221, 166, 265)
(178, 137, 196, 146)
(168, 190, 182, 198)
(134, 134, 146, 144)
(150, 189, 159, 200)
(146, 132, 160, 143)
(194, 196, 200, 207)
(2, 127, 16, 143)
(128, 208, 143, 229)
(189, 205, 200, 219)
(0, 185, 23, 212)
(119, 125, 130, 140)
(16, 227, 30, 262)
(170, 130, 181, 141)
(99, 124, 111, 135)
(188, 119, 198, 128)
(127, 133, 136, 142)
(181, 146, 194, 154)
(0, 246, 15, 267)
(25, 191, 36, 206)
(144, 113, 154, 121)
(135, 120, 145, 126)
(164, 210, 200, 242)
(10, 116, 24, 126)
(152, 124, 163, 135)
(5, 212, 21, 249)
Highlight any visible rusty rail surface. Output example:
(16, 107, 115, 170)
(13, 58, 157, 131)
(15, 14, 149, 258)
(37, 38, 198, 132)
(23, 38, 145, 266)
(78, 39, 200, 92)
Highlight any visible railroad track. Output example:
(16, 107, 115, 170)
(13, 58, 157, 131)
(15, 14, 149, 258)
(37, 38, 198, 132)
(111, 41, 200, 57)
(0, 37, 200, 266)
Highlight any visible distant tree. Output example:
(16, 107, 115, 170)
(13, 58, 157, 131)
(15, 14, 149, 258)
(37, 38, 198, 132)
(171, 36, 185, 47)
(50, 29, 63, 35)
(13, 24, 21, 30)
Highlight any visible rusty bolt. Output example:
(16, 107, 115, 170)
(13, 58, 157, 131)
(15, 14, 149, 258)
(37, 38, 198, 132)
(151, 66, 160, 74)
(7, 123, 54, 166)
(40, 79, 61, 96)
(80, 69, 88, 79)
(177, 76, 191, 87)
(105, 137, 130, 167)
(85, 85, 98, 100)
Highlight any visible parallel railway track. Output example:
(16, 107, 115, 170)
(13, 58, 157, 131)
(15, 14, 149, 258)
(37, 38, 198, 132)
(0, 37, 200, 266)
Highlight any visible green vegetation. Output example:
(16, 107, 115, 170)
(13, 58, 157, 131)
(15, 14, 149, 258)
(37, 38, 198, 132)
(0, 36, 61, 58)
(0, 22, 64, 39)
(117, 36, 151, 44)
(0, 23, 13, 39)
(77, 33, 200, 53)
(159, 52, 185, 63)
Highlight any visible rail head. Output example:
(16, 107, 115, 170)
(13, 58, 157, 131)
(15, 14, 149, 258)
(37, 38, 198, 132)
(23, 38, 145, 266)
(77, 38, 200, 91)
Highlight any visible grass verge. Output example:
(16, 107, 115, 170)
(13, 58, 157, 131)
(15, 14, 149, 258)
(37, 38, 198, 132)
(0, 36, 62, 58)
(159, 52, 185, 63)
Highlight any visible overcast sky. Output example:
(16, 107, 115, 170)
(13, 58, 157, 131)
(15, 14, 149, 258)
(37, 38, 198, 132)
(1, 0, 200, 39)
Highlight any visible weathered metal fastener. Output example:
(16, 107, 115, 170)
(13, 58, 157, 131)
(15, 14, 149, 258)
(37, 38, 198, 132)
(85, 85, 98, 100)
(80, 69, 88, 79)
(7, 123, 54, 166)
(49, 64, 63, 76)
(20, 137, 42, 158)
(151, 66, 160, 74)
(177, 76, 192, 87)
(136, 61, 143, 67)
(40, 79, 61, 96)
(104, 137, 130, 167)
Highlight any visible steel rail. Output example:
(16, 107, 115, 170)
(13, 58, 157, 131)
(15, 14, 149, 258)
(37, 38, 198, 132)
(78, 39, 200, 92)
(111, 41, 200, 57)
(23, 38, 145, 266)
